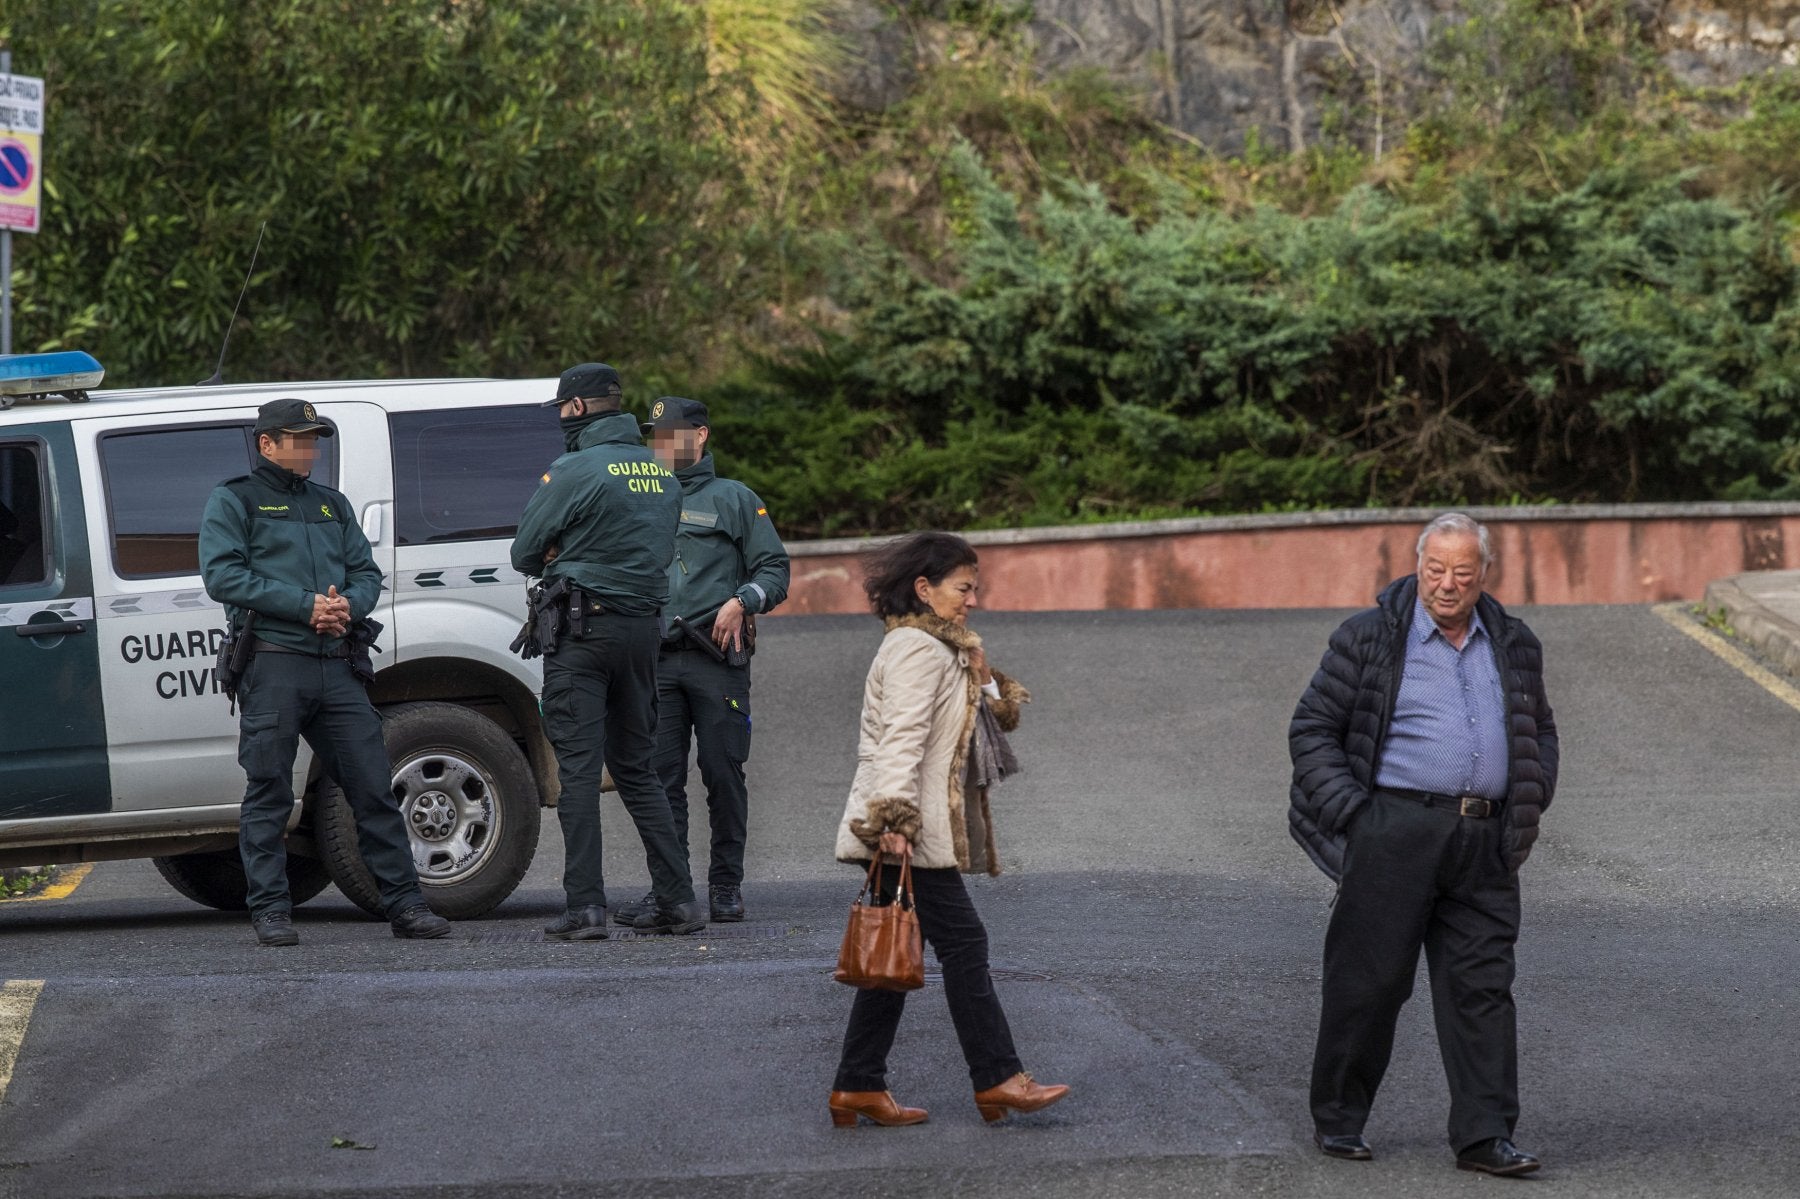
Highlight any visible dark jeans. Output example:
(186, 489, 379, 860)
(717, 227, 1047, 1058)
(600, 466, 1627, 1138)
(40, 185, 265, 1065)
(834, 864, 1024, 1094)
(1311, 790, 1523, 1152)
(654, 648, 751, 888)
(235, 651, 423, 919)
(541, 612, 694, 910)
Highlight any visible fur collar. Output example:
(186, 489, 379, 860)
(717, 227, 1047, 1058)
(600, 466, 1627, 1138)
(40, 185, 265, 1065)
(884, 612, 982, 651)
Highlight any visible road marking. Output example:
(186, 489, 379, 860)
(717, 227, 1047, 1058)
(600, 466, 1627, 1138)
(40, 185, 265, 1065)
(32, 863, 93, 901)
(1653, 602, 1800, 715)
(0, 980, 45, 1105)
(0, 862, 93, 904)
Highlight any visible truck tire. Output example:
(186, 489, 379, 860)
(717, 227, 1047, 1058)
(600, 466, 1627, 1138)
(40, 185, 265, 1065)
(153, 848, 332, 912)
(316, 701, 540, 920)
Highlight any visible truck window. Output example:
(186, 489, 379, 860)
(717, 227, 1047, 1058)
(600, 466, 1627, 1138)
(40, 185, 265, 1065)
(0, 442, 48, 588)
(100, 423, 339, 578)
(389, 405, 563, 545)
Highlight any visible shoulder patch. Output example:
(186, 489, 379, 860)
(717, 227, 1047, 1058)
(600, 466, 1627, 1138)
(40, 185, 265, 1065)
(542, 472, 552, 484)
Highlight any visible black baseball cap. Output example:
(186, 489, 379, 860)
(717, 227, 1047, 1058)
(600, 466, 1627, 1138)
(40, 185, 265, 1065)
(543, 362, 623, 407)
(254, 397, 334, 438)
(642, 396, 709, 432)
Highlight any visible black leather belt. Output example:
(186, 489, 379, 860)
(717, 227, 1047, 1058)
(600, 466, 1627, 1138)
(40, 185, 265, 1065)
(1381, 788, 1499, 818)
(251, 635, 350, 660)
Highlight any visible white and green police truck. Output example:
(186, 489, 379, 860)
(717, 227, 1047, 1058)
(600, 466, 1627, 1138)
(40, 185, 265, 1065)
(0, 352, 568, 918)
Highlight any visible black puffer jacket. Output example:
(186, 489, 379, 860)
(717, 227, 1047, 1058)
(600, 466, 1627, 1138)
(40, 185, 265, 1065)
(1288, 576, 1559, 882)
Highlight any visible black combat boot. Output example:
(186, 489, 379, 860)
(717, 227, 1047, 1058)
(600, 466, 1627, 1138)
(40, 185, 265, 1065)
(391, 904, 452, 939)
(709, 884, 745, 922)
(543, 904, 610, 941)
(629, 899, 707, 935)
(252, 910, 298, 947)
(611, 891, 657, 925)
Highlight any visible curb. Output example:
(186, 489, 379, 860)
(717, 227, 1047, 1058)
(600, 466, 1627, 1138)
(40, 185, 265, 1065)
(1703, 572, 1800, 678)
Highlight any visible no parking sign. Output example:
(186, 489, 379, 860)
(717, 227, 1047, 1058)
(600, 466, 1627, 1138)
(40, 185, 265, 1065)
(0, 72, 43, 234)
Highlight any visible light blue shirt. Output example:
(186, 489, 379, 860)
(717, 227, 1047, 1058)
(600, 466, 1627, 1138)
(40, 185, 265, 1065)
(1373, 596, 1510, 800)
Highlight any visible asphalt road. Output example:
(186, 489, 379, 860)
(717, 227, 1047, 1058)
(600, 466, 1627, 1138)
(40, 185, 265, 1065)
(1, 606, 1796, 1198)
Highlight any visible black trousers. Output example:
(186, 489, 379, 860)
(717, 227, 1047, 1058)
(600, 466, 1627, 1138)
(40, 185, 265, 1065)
(653, 648, 752, 888)
(834, 864, 1024, 1094)
(1311, 791, 1523, 1152)
(236, 651, 423, 919)
(541, 612, 694, 910)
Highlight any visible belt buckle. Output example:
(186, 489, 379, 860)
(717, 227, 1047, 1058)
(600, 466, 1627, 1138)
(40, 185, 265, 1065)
(1458, 796, 1491, 818)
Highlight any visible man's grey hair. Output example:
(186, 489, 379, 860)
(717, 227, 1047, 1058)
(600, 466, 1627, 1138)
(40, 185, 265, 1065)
(1416, 512, 1493, 569)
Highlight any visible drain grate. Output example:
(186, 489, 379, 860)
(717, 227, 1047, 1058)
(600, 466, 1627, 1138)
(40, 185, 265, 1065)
(459, 923, 805, 945)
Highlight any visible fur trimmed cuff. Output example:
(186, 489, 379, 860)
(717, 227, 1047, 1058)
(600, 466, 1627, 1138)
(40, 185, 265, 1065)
(989, 669, 1032, 733)
(849, 797, 924, 847)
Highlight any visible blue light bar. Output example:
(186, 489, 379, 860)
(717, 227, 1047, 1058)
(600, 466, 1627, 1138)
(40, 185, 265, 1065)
(0, 350, 106, 396)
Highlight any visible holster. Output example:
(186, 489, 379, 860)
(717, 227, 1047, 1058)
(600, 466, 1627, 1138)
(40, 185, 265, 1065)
(213, 612, 257, 713)
(509, 578, 574, 660)
(347, 617, 384, 688)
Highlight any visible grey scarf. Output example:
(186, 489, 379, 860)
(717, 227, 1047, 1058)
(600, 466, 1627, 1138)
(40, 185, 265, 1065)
(971, 697, 1020, 790)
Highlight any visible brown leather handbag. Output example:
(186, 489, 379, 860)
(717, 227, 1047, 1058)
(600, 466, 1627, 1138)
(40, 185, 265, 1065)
(833, 852, 925, 991)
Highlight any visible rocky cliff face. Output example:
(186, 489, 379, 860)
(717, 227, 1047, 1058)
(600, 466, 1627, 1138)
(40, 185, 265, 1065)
(839, 1, 1800, 152)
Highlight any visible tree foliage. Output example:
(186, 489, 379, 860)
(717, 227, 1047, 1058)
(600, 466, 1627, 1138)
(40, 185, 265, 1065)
(9, 0, 1800, 536)
(6, 0, 732, 384)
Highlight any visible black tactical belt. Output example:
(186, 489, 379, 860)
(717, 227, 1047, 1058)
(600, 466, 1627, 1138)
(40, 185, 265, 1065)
(1380, 788, 1499, 818)
(250, 635, 352, 660)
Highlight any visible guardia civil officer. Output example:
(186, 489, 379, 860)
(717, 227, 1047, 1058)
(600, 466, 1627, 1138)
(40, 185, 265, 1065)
(511, 363, 705, 939)
(609, 397, 789, 926)
(198, 399, 452, 948)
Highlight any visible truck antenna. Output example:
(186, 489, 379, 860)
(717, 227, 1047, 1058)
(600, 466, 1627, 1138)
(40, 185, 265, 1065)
(197, 222, 266, 386)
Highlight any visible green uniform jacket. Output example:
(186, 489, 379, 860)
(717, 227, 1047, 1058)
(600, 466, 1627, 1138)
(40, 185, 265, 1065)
(510, 412, 680, 616)
(666, 454, 791, 624)
(197, 461, 383, 654)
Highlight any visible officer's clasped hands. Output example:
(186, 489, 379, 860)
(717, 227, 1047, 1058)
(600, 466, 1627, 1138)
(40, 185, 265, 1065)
(311, 584, 352, 637)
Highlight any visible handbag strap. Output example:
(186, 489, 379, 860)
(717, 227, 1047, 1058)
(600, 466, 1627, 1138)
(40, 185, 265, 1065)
(857, 849, 918, 910)
(855, 852, 884, 905)
(895, 854, 915, 911)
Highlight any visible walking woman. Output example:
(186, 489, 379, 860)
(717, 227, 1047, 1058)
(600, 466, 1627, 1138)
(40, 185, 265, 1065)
(829, 532, 1070, 1128)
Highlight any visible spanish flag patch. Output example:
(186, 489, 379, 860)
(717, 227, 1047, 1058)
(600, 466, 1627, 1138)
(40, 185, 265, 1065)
(542, 472, 552, 484)
(756, 507, 767, 517)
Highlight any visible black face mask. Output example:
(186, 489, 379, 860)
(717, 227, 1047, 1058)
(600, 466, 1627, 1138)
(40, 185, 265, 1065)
(560, 410, 603, 453)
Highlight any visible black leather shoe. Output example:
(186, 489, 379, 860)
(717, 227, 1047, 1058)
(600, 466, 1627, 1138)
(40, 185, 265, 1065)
(1456, 1138, 1541, 1176)
(709, 884, 745, 922)
(1315, 1132, 1373, 1160)
(543, 904, 610, 941)
(628, 899, 707, 935)
(252, 911, 298, 948)
(390, 904, 452, 939)
(611, 891, 656, 926)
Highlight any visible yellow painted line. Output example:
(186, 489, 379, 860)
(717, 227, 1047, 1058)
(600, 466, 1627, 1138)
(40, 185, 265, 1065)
(1652, 603, 1800, 715)
(0, 980, 46, 1105)
(0, 862, 93, 904)
(31, 863, 93, 901)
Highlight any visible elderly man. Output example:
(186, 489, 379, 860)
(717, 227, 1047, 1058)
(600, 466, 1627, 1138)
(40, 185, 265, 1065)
(1288, 512, 1558, 1177)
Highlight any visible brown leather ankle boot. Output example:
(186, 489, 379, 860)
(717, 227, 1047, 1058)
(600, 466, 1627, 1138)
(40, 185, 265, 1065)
(828, 1090, 929, 1128)
(973, 1072, 1071, 1123)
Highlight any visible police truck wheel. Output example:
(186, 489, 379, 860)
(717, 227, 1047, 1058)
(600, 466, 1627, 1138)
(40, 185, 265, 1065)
(315, 701, 540, 920)
(152, 848, 332, 912)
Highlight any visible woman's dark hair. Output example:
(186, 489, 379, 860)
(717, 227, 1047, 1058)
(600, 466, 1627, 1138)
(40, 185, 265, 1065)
(863, 532, 979, 618)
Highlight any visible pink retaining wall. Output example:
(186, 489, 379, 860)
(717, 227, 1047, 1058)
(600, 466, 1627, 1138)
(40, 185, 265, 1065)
(775, 505, 1800, 614)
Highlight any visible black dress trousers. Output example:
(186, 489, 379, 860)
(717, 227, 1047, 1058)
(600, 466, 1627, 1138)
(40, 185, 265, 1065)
(833, 863, 1024, 1094)
(1310, 790, 1523, 1152)
(540, 612, 695, 910)
(653, 646, 752, 888)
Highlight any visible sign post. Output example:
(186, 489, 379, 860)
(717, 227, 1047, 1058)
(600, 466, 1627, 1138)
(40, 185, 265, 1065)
(0, 52, 45, 355)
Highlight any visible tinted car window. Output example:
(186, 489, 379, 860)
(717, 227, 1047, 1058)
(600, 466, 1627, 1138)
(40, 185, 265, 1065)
(0, 442, 49, 588)
(390, 406, 563, 545)
(101, 423, 338, 578)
